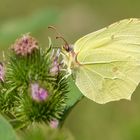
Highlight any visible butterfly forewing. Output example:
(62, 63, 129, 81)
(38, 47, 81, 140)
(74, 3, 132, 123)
(73, 18, 140, 103)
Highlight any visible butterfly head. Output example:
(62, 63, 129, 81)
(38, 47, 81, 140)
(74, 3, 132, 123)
(55, 36, 74, 53)
(55, 36, 81, 71)
(48, 26, 80, 74)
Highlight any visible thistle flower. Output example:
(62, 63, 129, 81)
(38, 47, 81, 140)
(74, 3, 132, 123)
(0, 63, 4, 82)
(31, 83, 48, 102)
(49, 119, 59, 128)
(11, 34, 38, 56)
(50, 49, 61, 75)
(50, 61, 60, 75)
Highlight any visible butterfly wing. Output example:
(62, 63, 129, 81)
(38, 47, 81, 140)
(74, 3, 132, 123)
(74, 18, 140, 104)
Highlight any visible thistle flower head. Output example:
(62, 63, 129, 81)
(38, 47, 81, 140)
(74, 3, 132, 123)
(31, 83, 49, 102)
(11, 34, 38, 56)
(0, 63, 5, 82)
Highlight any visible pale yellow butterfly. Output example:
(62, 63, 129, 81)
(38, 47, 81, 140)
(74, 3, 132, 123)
(61, 18, 140, 104)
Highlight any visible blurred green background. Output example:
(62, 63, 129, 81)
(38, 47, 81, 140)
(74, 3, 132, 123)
(0, 0, 140, 140)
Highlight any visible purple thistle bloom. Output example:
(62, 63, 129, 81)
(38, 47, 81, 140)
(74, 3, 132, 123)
(49, 119, 59, 128)
(50, 60, 59, 75)
(31, 83, 48, 102)
(50, 49, 61, 75)
(11, 34, 38, 56)
(0, 63, 5, 82)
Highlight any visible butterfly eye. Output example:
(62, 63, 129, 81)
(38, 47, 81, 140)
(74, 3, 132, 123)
(63, 44, 70, 52)
(62, 44, 74, 53)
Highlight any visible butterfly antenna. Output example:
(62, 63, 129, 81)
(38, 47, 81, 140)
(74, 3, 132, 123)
(48, 26, 70, 51)
(48, 26, 62, 37)
(56, 36, 69, 46)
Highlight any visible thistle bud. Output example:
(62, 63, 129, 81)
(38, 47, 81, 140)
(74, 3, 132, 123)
(11, 34, 38, 56)
(31, 83, 48, 102)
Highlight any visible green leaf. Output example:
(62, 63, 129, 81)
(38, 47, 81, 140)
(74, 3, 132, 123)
(66, 76, 83, 109)
(0, 115, 17, 140)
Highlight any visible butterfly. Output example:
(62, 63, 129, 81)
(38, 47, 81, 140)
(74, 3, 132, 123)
(50, 18, 140, 104)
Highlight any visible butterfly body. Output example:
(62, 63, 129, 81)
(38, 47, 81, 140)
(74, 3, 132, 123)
(63, 18, 140, 104)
